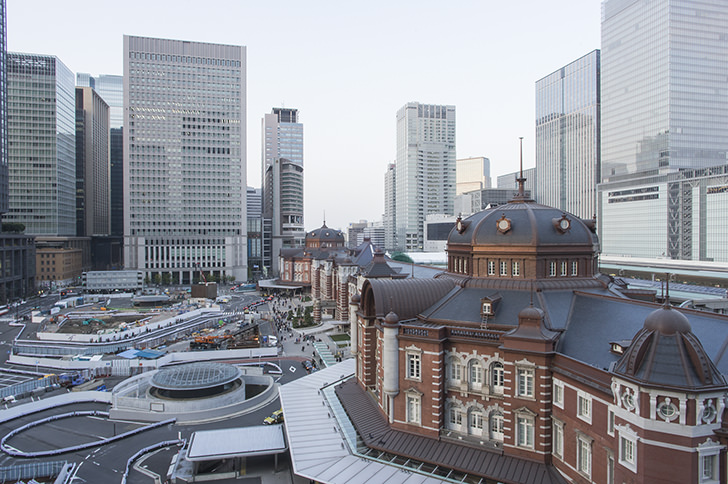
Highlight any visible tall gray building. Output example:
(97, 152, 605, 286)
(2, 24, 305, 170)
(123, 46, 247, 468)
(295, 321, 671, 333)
(77, 73, 124, 239)
(123, 35, 247, 283)
(599, 0, 728, 260)
(394, 102, 456, 251)
(75, 87, 110, 237)
(383, 162, 395, 251)
(76, 74, 123, 129)
(0, 0, 35, 301)
(262, 108, 304, 275)
(7, 53, 76, 236)
(536, 50, 600, 220)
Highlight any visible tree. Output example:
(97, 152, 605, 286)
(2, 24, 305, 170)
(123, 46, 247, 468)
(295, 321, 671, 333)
(2, 222, 25, 233)
(390, 252, 414, 263)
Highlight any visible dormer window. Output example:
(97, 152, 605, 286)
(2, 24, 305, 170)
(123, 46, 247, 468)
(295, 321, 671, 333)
(482, 301, 493, 316)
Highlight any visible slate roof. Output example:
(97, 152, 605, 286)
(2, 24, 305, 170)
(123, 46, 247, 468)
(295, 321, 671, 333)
(365, 278, 456, 320)
(335, 378, 566, 484)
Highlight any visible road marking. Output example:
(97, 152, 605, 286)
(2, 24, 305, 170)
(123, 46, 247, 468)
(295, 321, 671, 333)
(289, 366, 296, 373)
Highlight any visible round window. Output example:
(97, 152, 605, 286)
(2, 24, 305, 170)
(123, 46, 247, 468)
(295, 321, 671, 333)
(702, 404, 716, 423)
(657, 400, 678, 421)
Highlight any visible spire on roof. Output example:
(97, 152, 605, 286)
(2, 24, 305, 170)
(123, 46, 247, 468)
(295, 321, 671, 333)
(511, 137, 534, 203)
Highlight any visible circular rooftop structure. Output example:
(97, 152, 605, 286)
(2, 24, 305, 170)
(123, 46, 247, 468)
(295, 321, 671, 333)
(151, 362, 243, 399)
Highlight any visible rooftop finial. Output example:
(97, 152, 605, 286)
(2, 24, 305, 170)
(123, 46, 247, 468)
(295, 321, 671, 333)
(517, 137, 525, 198)
(323, 210, 327, 228)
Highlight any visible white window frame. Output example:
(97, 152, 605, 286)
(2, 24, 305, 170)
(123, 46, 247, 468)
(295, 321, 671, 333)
(487, 260, 495, 276)
(577, 391, 592, 424)
(469, 410, 483, 435)
(499, 260, 508, 276)
(491, 362, 504, 394)
(516, 414, 534, 448)
(406, 392, 421, 425)
(560, 260, 567, 276)
(553, 381, 564, 409)
(449, 359, 462, 382)
(469, 360, 483, 386)
(698, 439, 722, 484)
(548, 261, 556, 277)
(448, 407, 463, 427)
(577, 434, 592, 478)
(617, 425, 638, 474)
(552, 419, 564, 459)
(406, 350, 421, 381)
(571, 260, 578, 276)
(512, 260, 520, 276)
(517, 367, 534, 398)
(607, 409, 615, 436)
(490, 412, 504, 441)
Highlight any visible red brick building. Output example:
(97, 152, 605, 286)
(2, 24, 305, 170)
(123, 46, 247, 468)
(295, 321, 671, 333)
(343, 187, 728, 484)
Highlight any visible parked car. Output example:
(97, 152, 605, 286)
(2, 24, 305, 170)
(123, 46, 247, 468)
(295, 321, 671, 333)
(302, 360, 313, 373)
(263, 409, 284, 425)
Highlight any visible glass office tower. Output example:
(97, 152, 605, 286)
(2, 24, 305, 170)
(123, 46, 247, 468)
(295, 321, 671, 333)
(262, 107, 304, 276)
(77, 73, 123, 129)
(395, 102, 456, 252)
(0, 0, 7, 215)
(123, 35, 247, 283)
(536, 50, 600, 220)
(7, 53, 76, 236)
(599, 0, 728, 260)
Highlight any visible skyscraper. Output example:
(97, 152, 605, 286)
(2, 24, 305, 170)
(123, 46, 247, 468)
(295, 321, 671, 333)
(0, 0, 35, 301)
(383, 162, 395, 251)
(7, 53, 76, 236)
(262, 108, 304, 275)
(456, 156, 491, 196)
(535, 50, 600, 220)
(599, 0, 728, 260)
(0, 0, 7, 215)
(77, 74, 124, 238)
(395, 102, 456, 252)
(75, 87, 110, 238)
(76, 74, 123, 129)
(123, 35, 246, 283)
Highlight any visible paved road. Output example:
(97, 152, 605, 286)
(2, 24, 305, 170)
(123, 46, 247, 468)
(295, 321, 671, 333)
(0, 292, 332, 484)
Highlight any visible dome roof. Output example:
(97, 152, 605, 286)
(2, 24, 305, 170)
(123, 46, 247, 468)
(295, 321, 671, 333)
(307, 222, 345, 242)
(448, 200, 597, 249)
(643, 305, 691, 335)
(613, 304, 726, 390)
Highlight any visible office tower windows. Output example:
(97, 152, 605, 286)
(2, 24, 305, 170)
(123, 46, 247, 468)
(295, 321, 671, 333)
(7, 53, 76, 236)
(536, 50, 600, 220)
(395, 102, 456, 252)
(123, 35, 246, 282)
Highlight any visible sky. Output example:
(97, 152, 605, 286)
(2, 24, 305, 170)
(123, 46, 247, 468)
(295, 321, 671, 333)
(7, 0, 602, 233)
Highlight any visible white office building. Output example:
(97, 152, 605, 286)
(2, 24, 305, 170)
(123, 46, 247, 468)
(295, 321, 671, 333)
(262, 108, 304, 276)
(456, 156, 490, 195)
(394, 102, 456, 251)
(599, 0, 728, 261)
(123, 36, 247, 283)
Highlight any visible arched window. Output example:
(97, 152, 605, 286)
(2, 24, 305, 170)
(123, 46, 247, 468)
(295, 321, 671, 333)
(469, 360, 483, 388)
(469, 410, 484, 436)
(491, 361, 504, 394)
(490, 412, 504, 441)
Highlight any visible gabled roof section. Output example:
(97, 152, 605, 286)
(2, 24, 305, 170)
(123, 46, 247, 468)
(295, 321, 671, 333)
(361, 248, 406, 278)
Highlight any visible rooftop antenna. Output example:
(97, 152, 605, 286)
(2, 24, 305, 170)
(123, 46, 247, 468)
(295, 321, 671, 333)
(513, 137, 531, 202)
(323, 210, 326, 227)
(664, 272, 671, 306)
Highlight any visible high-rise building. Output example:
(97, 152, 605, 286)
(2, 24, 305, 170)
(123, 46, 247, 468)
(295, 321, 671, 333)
(0, 0, 7, 215)
(599, 0, 728, 260)
(262, 108, 304, 275)
(7, 53, 76, 236)
(536, 50, 600, 220)
(123, 35, 247, 283)
(0, 0, 35, 301)
(75, 86, 110, 237)
(497, 168, 536, 195)
(395, 102, 456, 251)
(76, 74, 123, 129)
(77, 74, 124, 239)
(456, 156, 490, 195)
(246, 186, 264, 279)
(383, 162, 396, 251)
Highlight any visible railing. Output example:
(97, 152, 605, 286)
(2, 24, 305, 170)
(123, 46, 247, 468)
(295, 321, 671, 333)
(447, 327, 501, 341)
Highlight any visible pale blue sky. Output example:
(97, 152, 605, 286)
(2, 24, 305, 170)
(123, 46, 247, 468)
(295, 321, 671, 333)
(7, 0, 601, 232)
